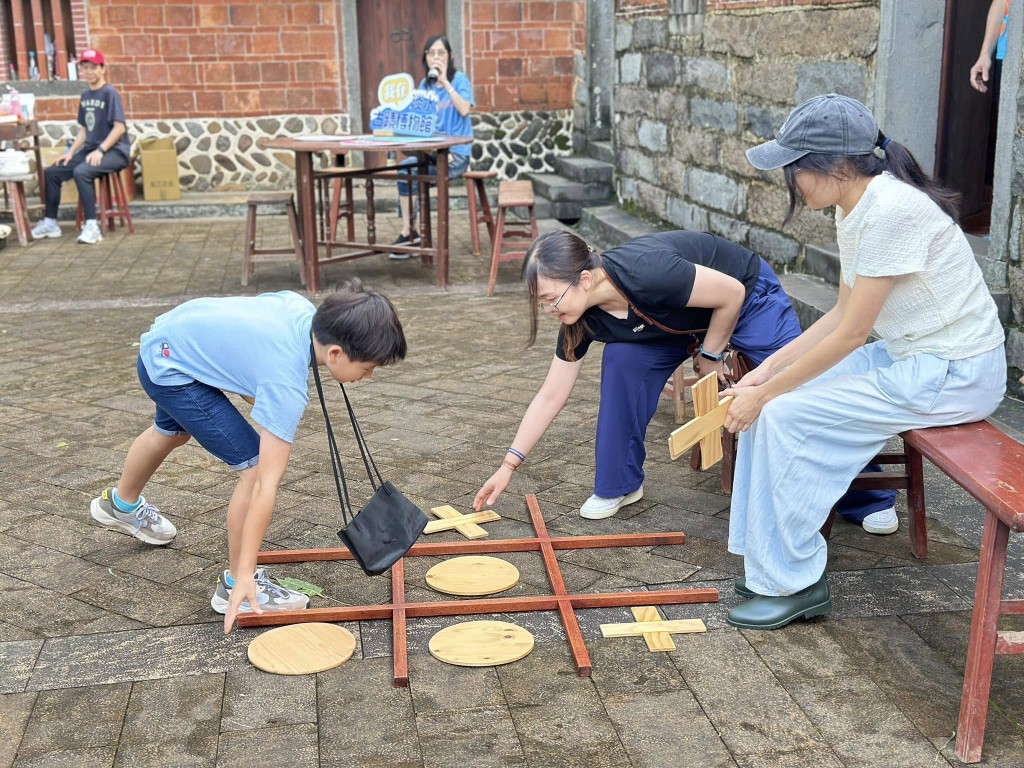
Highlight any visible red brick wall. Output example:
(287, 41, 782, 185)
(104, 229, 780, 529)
(464, 0, 585, 111)
(35, 0, 345, 120)
(33, 0, 585, 120)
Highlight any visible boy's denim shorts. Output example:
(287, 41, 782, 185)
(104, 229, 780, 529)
(137, 357, 260, 471)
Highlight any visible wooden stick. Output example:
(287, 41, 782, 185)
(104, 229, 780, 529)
(632, 606, 675, 651)
(425, 506, 499, 538)
(668, 397, 731, 460)
(600, 619, 707, 637)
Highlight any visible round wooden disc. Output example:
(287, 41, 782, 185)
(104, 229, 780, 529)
(247, 623, 355, 675)
(429, 620, 534, 667)
(425, 556, 520, 596)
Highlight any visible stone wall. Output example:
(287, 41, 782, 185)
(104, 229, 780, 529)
(612, 2, 880, 270)
(32, 109, 572, 193)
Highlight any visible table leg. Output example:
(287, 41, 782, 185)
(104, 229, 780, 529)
(295, 151, 319, 293)
(418, 153, 432, 259)
(366, 176, 376, 244)
(33, 135, 44, 209)
(436, 149, 449, 288)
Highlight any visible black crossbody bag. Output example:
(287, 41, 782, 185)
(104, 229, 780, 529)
(310, 342, 428, 575)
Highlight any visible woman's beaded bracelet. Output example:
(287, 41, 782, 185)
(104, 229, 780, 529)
(507, 448, 526, 462)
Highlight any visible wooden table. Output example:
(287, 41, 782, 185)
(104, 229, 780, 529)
(0, 120, 44, 207)
(262, 135, 474, 292)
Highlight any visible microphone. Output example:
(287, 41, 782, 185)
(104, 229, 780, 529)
(426, 67, 440, 85)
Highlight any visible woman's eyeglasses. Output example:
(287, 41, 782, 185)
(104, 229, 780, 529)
(539, 282, 573, 313)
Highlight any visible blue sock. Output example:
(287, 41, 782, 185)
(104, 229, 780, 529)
(224, 571, 235, 588)
(112, 488, 141, 514)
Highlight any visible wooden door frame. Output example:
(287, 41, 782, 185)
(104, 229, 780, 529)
(340, 0, 465, 146)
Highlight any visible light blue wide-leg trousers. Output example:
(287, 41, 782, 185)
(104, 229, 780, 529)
(728, 340, 1006, 596)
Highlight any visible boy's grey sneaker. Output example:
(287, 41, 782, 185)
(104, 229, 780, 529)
(90, 487, 177, 545)
(210, 568, 310, 614)
(31, 220, 62, 239)
(77, 221, 103, 245)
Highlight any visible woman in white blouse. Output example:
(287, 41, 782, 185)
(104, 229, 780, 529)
(722, 94, 1006, 630)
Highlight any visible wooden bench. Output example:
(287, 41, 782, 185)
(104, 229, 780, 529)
(819, 421, 1024, 763)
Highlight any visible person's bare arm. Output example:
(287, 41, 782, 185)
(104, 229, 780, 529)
(473, 355, 584, 510)
(971, 0, 1006, 92)
(687, 265, 745, 384)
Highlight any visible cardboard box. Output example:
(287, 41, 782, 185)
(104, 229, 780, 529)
(38, 146, 78, 204)
(35, 146, 139, 205)
(139, 137, 181, 201)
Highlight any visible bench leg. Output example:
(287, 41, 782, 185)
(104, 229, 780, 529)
(241, 205, 257, 286)
(487, 206, 506, 297)
(286, 199, 307, 287)
(672, 366, 687, 424)
(466, 178, 481, 257)
(905, 442, 928, 559)
(956, 512, 1009, 763)
(478, 179, 495, 243)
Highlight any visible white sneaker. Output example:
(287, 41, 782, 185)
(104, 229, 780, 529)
(77, 222, 103, 245)
(580, 486, 644, 520)
(31, 220, 62, 239)
(862, 507, 899, 535)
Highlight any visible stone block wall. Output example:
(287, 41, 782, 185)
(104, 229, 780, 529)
(31, 109, 572, 194)
(613, 1, 879, 272)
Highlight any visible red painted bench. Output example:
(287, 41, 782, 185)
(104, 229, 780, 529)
(835, 421, 1024, 763)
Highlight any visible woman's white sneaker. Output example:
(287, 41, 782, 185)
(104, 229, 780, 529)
(862, 507, 899, 535)
(580, 486, 644, 519)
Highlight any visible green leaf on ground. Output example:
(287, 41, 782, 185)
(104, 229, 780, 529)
(130, 341, 140, 347)
(276, 577, 326, 598)
(56, 441, 68, 448)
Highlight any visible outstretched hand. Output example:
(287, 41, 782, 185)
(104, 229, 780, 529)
(473, 466, 512, 511)
(223, 574, 261, 635)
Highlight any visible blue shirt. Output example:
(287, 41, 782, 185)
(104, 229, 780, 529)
(420, 71, 474, 157)
(140, 291, 316, 443)
(78, 83, 130, 158)
(996, 6, 1009, 60)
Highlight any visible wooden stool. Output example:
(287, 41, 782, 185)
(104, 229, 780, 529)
(76, 171, 134, 235)
(487, 180, 538, 297)
(463, 169, 497, 257)
(241, 192, 306, 287)
(0, 173, 36, 246)
(314, 155, 357, 259)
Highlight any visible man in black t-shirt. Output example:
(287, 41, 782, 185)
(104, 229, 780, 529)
(31, 48, 131, 245)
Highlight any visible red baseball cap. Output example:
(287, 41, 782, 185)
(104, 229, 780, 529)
(79, 49, 105, 65)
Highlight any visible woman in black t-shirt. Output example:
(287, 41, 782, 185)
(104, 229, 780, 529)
(471, 229, 807, 520)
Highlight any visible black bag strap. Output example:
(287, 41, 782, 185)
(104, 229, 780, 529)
(310, 340, 354, 526)
(339, 381, 386, 490)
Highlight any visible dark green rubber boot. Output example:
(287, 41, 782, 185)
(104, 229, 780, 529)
(734, 577, 756, 599)
(726, 572, 830, 630)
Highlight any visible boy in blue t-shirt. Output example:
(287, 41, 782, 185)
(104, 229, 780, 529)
(89, 279, 407, 633)
(31, 48, 132, 246)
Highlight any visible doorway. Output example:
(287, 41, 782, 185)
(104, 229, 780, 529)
(935, 0, 1003, 234)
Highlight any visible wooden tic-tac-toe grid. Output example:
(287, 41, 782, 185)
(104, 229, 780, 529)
(237, 494, 719, 686)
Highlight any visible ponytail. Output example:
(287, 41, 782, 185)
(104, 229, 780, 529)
(522, 230, 601, 362)
(783, 131, 960, 224)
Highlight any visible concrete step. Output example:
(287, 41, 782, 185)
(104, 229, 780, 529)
(43, 184, 475, 221)
(778, 273, 840, 332)
(550, 155, 614, 184)
(533, 194, 585, 222)
(526, 173, 612, 204)
(804, 240, 1011, 324)
(587, 140, 615, 165)
(578, 205, 659, 250)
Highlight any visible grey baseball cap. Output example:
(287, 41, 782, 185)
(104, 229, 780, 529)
(746, 93, 880, 170)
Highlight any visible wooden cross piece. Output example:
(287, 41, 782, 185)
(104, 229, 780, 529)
(423, 505, 501, 540)
(600, 606, 706, 652)
(668, 372, 732, 467)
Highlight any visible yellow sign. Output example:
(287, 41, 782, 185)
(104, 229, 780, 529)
(377, 73, 415, 111)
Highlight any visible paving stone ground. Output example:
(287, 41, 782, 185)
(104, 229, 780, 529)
(1, 214, 1023, 767)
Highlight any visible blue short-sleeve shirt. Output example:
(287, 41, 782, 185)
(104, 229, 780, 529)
(140, 291, 316, 443)
(420, 71, 474, 157)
